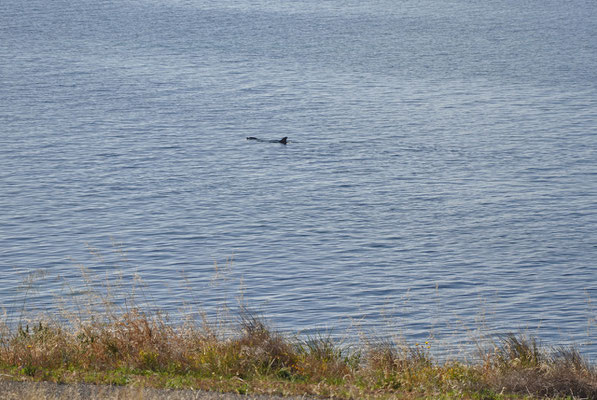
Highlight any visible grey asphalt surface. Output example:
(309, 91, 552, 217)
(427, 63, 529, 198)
(0, 379, 318, 400)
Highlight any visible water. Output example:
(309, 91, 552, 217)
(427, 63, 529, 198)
(1, 0, 596, 357)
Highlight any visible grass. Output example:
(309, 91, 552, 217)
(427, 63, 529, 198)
(2, 257, 595, 399)
(1, 306, 596, 399)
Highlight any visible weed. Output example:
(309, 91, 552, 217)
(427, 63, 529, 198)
(2, 270, 596, 399)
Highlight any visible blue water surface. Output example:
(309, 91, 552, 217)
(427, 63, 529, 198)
(1, 0, 596, 357)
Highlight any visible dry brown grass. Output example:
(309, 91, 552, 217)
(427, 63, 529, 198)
(3, 308, 597, 399)
(481, 334, 597, 399)
(2, 264, 596, 399)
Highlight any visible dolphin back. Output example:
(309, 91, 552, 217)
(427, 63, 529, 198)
(246, 136, 288, 144)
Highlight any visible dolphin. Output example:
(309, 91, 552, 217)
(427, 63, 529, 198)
(247, 136, 288, 145)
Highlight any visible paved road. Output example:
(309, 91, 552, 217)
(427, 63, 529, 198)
(0, 379, 317, 400)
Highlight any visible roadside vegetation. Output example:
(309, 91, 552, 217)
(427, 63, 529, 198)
(1, 305, 596, 399)
(3, 253, 595, 399)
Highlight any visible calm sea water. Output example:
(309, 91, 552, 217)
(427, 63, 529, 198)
(1, 0, 596, 357)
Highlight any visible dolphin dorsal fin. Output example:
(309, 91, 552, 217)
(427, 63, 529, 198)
(279, 137, 288, 144)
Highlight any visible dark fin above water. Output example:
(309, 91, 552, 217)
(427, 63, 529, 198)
(246, 136, 288, 144)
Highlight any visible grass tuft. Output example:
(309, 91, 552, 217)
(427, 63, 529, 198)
(491, 333, 543, 370)
(481, 334, 597, 399)
(2, 290, 596, 399)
